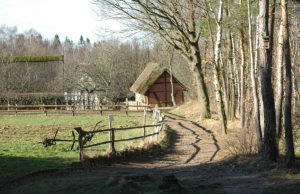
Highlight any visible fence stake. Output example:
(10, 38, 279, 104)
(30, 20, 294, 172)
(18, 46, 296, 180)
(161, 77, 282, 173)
(143, 109, 147, 137)
(126, 98, 128, 117)
(155, 111, 160, 141)
(15, 103, 18, 116)
(43, 104, 47, 116)
(72, 104, 75, 116)
(100, 105, 103, 116)
(109, 115, 116, 154)
(77, 127, 83, 161)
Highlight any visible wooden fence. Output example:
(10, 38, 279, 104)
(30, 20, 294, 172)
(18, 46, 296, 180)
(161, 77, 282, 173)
(73, 107, 164, 161)
(0, 104, 151, 116)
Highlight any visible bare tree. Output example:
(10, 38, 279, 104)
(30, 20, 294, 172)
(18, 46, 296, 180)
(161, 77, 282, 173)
(92, 0, 211, 118)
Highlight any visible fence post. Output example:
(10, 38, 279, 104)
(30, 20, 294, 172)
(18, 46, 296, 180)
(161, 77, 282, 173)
(77, 127, 83, 161)
(43, 104, 47, 116)
(143, 109, 147, 138)
(126, 98, 128, 117)
(155, 111, 160, 141)
(72, 104, 75, 116)
(15, 103, 18, 116)
(158, 113, 164, 139)
(109, 115, 116, 154)
(151, 105, 158, 141)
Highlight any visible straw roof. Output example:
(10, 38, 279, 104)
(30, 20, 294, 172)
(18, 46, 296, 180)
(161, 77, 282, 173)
(130, 62, 186, 94)
(130, 63, 166, 94)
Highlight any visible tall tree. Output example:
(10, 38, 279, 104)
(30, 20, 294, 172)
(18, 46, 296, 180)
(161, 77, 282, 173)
(93, 0, 211, 119)
(239, 0, 246, 128)
(247, 0, 263, 152)
(281, 0, 295, 167)
(274, 0, 285, 139)
(168, 47, 177, 107)
(258, 0, 278, 161)
(213, 0, 227, 134)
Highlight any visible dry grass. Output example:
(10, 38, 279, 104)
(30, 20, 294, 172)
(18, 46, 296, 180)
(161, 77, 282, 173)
(169, 100, 258, 159)
(170, 100, 300, 161)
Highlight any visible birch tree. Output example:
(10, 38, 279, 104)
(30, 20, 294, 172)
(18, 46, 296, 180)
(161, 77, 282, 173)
(247, 0, 262, 152)
(275, 0, 285, 139)
(214, 0, 227, 134)
(239, 0, 246, 128)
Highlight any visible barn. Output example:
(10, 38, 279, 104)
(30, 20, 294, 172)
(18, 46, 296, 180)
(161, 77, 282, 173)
(130, 63, 186, 107)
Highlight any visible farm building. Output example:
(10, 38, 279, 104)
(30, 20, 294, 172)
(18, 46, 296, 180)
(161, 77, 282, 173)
(130, 63, 186, 107)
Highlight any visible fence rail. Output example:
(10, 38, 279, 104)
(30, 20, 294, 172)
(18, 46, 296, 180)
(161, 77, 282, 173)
(41, 104, 165, 161)
(74, 106, 164, 161)
(0, 104, 151, 116)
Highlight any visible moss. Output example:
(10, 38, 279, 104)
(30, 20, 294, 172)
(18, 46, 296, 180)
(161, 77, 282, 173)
(136, 65, 164, 94)
(0, 55, 64, 63)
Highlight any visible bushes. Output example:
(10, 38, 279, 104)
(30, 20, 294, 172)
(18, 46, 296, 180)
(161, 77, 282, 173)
(222, 127, 257, 156)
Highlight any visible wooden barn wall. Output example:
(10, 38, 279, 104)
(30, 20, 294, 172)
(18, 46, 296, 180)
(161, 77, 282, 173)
(146, 71, 184, 107)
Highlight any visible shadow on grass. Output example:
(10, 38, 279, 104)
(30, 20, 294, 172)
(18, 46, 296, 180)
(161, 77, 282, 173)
(0, 155, 72, 187)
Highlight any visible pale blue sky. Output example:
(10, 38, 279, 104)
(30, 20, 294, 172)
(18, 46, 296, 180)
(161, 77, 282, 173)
(0, 0, 119, 42)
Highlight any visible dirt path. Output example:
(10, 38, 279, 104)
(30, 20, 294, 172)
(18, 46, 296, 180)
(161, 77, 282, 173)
(126, 116, 221, 168)
(2, 116, 274, 193)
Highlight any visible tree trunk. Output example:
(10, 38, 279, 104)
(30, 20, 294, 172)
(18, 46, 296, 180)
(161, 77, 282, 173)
(275, 7, 284, 140)
(240, 29, 246, 128)
(281, 0, 295, 167)
(191, 45, 211, 119)
(247, 0, 263, 152)
(228, 31, 236, 120)
(258, 0, 278, 162)
(255, 15, 265, 134)
(232, 35, 240, 116)
(168, 48, 176, 107)
(214, 0, 227, 134)
(220, 50, 229, 121)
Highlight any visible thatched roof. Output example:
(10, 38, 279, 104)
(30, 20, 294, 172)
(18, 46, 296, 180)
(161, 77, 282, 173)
(130, 63, 166, 94)
(130, 62, 186, 94)
(0, 55, 64, 63)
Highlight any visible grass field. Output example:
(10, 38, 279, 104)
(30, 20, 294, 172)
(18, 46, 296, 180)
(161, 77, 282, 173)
(0, 112, 154, 184)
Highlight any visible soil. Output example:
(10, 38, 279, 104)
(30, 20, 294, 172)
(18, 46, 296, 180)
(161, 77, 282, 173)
(1, 116, 295, 193)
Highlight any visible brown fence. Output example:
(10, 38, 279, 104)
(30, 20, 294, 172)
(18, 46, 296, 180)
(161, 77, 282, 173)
(75, 110, 164, 161)
(43, 106, 165, 161)
(0, 104, 151, 116)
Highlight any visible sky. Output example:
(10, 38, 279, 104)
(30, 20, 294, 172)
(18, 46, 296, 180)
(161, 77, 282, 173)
(0, 0, 120, 43)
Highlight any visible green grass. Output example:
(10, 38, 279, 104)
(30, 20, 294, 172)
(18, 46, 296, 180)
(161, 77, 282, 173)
(0, 112, 153, 184)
